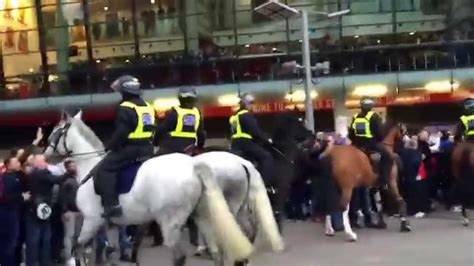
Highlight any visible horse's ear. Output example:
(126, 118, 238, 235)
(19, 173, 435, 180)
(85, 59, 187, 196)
(61, 110, 71, 122)
(74, 110, 83, 120)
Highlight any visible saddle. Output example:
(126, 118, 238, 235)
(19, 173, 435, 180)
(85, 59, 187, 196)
(88, 156, 150, 195)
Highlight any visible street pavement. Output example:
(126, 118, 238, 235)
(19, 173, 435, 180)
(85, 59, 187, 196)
(135, 211, 473, 266)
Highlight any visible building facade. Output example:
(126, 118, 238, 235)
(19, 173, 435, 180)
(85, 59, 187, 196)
(0, 0, 474, 130)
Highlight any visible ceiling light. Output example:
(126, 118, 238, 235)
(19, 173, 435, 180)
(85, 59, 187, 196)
(245, 44, 250, 48)
(424, 80, 459, 92)
(154, 98, 179, 112)
(377, 39, 381, 44)
(352, 84, 388, 97)
(354, 35, 359, 39)
(218, 94, 241, 106)
(104, 6, 109, 11)
(285, 90, 318, 102)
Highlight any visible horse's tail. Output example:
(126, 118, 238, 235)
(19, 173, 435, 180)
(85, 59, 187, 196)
(244, 163, 285, 252)
(193, 160, 253, 260)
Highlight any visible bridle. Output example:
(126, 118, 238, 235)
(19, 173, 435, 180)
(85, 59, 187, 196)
(48, 121, 105, 158)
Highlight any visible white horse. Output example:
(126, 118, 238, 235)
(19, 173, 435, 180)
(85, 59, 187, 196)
(44, 111, 253, 265)
(193, 152, 285, 265)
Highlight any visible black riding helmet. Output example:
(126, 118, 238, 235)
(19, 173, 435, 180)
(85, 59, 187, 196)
(110, 75, 141, 96)
(240, 93, 255, 109)
(178, 86, 197, 107)
(360, 97, 374, 112)
(463, 97, 474, 112)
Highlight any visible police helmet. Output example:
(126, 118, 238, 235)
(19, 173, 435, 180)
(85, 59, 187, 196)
(240, 93, 255, 108)
(178, 87, 197, 99)
(110, 75, 141, 96)
(360, 97, 374, 110)
(464, 97, 474, 111)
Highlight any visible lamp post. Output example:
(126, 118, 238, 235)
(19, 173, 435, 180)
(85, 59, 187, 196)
(254, 0, 349, 132)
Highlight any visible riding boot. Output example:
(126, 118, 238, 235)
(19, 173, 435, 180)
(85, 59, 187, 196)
(100, 172, 122, 218)
(102, 205, 123, 219)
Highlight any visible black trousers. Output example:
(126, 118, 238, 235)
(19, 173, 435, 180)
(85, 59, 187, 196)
(231, 139, 274, 186)
(95, 144, 154, 207)
(159, 137, 196, 154)
(356, 141, 393, 185)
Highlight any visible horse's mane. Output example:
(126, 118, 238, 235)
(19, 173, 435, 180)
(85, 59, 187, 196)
(71, 118, 105, 149)
(382, 118, 399, 139)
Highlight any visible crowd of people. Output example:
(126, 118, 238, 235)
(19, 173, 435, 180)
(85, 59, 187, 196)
(0, 129, 136, 266)
(286, 127, 459, 227)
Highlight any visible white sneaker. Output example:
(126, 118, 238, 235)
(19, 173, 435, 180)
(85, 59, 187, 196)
(414, 212, 426, 218)
(452, 206, 462, 213)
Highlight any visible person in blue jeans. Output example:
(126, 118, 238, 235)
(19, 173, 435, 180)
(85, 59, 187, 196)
(25, 215, 52, 266)
(95, 226, 132, 263)
(25, 155, 67, 266)
(0, 157, 30, 266)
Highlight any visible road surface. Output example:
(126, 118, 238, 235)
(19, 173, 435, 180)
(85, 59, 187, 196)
(134, 211, 472, 266)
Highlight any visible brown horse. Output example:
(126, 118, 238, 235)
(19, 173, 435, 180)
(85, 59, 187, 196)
(323, 121, 411, 241)
(451, 142, 474, 226)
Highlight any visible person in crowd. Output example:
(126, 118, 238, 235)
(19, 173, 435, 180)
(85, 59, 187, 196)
(25, 154, 67, 266)
(437, 131, 455, 208)
(95, 225, 132, 264)
(349, 97, 392, 189)
(96, 75, 155, 218)
(399, 136, 430, 217)
(154, 86, 206, 154)
(0, 157, 31, 266)
(417, 130, 435, 210)
(59, 160, 81, 265)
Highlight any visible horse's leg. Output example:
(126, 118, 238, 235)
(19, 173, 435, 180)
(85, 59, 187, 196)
(370, 188, 387, 229)
(131, 224, 147, 266)
(162, 223, 187, 266)
(340, 187, 357, 242)
(77, 218, 103, 245)
(194, 216, 224, 266)
(388, 163, 411, 232)
(325, 215, 335, 236)
(342, 204, 357, 242)
(461, 205, 470, 226)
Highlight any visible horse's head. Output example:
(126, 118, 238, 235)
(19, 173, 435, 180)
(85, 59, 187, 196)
(384, 119, 406, 142)
(44, 110, 83, 158)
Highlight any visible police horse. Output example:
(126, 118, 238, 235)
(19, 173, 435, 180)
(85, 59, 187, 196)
(44, 111, 253, 266)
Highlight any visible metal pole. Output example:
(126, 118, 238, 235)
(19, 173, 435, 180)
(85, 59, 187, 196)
(301, 10, 315, 132)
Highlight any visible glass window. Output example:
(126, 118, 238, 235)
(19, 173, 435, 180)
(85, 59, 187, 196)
(137, 0, 185, 56)
(0, 1, 43, 99)
(40, 1, 88, 95)
(86, 0, 135, 57)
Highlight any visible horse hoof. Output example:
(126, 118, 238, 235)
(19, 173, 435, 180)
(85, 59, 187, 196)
(462, 218, 470, 227)
(400, 221, 412, 232)
(346, 232, 357, 242)
(325, 228, 335, 237)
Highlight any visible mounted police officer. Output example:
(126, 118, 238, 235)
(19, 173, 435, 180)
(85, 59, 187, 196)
(455, 97, 474, 143)
(230, 93, 274, 185)
(348, 97, 392, 188)
(96, 75, 155, 218)
(154, 86, 206, 153)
